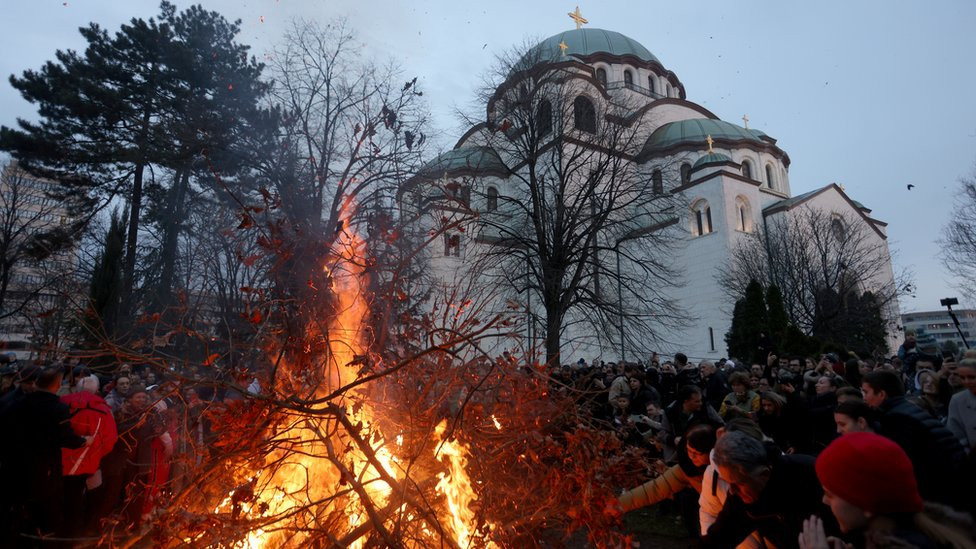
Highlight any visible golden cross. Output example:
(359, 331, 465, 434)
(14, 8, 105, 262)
(742, 114, 749, 129)
(706, 134, 714, 153)
(568, 6, 588, 29)
(558, 41, 569, 55)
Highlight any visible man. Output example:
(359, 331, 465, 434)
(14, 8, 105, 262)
(675, 353, 702, 388)
(702, 431, 838, 548)
(700, 360, 730, 411)
(104, 374, 132, 413)
(861, 370, 967, 510)
(3, 366, 90, 542)
(897, 330, 920, 374)
(661, 385, 723, 461)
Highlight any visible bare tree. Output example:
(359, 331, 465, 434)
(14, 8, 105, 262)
(0, 163, 82, 336)
(941, 170, 976, 300)
(441, 43, 684, 364)
(720, 206, 905, 350)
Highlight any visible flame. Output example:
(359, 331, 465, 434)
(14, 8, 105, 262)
(434, 420, 481, 548)
(215, 201, 491, 547)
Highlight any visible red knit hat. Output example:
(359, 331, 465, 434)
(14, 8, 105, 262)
(815, 433, 924, 515)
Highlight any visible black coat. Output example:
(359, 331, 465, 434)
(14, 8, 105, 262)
(703, 453, 839, 549)
(876, 396, 968, 509)
(6, 391, 86, 505)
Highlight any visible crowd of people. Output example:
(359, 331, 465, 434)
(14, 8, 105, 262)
(2, 332, 976, 547)
(549, 339, 976, 547)
(0, 359, 244, 547)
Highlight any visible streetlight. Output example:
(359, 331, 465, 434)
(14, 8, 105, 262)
(940, 297, 971, 350)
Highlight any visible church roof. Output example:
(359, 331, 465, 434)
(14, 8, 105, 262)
(644, 119, 766, 154)
(692, 152, 733, 169)
(517, 28, 660, 70)
(417, 146, 508, 177)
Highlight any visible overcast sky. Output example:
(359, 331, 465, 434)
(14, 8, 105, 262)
(4, 1, 975, 315)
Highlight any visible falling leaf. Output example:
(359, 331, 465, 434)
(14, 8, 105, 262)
(227, 84, 234, 90)
(259, 15, 265, 23)
(237, 212, 253, 229)
(250, 310, 263, 324)
(203, 353, 220, 367)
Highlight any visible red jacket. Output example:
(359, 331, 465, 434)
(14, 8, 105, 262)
(61, 391, 118, 476)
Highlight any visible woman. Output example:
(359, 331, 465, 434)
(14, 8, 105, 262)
(833, 399, 874, 435)
(911, 370, 952, 423)
(800, 432, 976, 548)
(719, 372, 760, 421)
(619, 424, 716, 512)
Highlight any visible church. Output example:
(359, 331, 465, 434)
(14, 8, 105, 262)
(398, 13, 898, 363)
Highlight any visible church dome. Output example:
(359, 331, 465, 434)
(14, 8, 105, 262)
(692, 152, 733, 169)
(417, 146, 508, 177)
(643, 119, 766, 155)
(517, 28, 660, 70)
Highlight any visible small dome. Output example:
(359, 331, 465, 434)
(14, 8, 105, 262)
(692, 152, 733, 169)
(644, 119, 765, 154)
(417, 146, 507, 177)
(516, 28, 660, 71)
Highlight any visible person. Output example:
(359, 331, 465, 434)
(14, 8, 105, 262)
(61, 374, 119, 537)
(699, 418, 768, 549)
(719, 372, 760, 421)
(833, 399, 874, 435)
(702, 431, 839, 548)
(807, 375, 841, 452)
(947, 351, 976, 453)
(898, 329, 920, 373)
(619, 424, 717, 512)
(757, 391, 791, 451)
(661, 385, 723, 461)
(627, 373, 660, 416)
(911, 369, 952, 422)
(104, 374, 132, 413)
(800, 432, 976, 549)
(701, 360, 730, 411)
(861, 370, 968, 510)
(3, 366, 90, 542)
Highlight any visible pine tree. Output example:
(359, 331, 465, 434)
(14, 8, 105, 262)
(765, 285, 790, 348)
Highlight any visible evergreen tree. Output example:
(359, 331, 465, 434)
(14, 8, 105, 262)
(765, 285, 789, 343)
(87, 209, 125, 342)
(725, 279, 769, 362)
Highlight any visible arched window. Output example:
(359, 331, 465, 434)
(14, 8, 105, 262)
(486, 186, 498, 212)
(691, 200, 713, 236)
(666, 83, 673, 97)
(573, 96, 596, 133)
(831, 217, 847, 242)
(624, 69, 633, 88)
(535, 99, 552, 136)
(735, 196, 752, 232)
(680, 162, 692, 185)
(596, 68, 607, 87)
(444, 234, 460, 257)
(765, 164, 776, 189)
(647, 75, 656, 95)
(652, 170, 663, 194)
(741, 159, 753, 180)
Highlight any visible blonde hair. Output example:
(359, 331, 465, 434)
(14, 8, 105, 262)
(914, 502, 976, 549)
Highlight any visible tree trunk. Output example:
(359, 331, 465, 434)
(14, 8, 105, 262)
(155, 168, 190, 311)
(121, 161, 145, 319)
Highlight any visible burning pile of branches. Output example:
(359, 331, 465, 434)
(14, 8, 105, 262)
(97, 202, 646, 548)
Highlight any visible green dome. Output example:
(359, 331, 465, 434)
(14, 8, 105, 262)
(644, 119, 765, 154)
(692, 152, 733, 169)
(418, 146, 507, 177)
(517, 28, 660, 71)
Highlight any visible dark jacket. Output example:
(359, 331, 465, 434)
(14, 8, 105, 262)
(662, 401, 723, 448)
(876, 396, 968, 509)
(7, 391, 86, 505)
(703, 453, 839, 549)
(702, 371, 731, 410)
(806, 392, 839, 453)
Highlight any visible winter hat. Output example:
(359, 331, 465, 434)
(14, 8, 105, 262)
(815, 432, 923, 515)
(74, 374, 100, 394)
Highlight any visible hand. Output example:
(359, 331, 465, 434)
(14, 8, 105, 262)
(799, 515, 850, 549)
(767, 353, 777, 367)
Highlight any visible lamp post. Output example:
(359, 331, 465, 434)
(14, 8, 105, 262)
(940, 297, 971, 350)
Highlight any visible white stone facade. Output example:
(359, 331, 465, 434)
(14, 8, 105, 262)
(400, 28, 898, 363)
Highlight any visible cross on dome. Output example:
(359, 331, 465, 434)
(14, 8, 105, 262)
(567, 6, 588, 30)
(706, 134, 714, 153)
(741, 114, 749, 129)
(558, 41, 569, 55)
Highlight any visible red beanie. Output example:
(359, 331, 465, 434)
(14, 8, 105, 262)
(815, 433, 923, 515)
